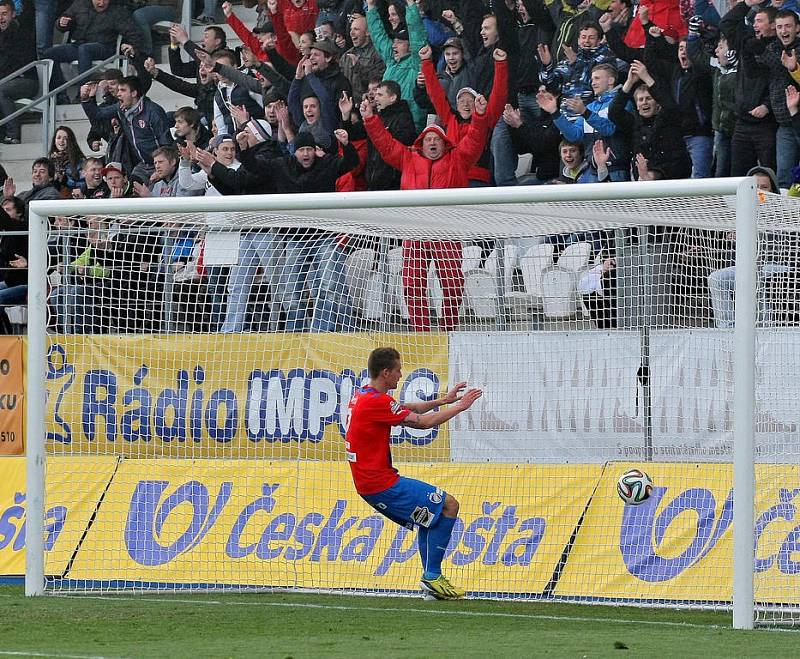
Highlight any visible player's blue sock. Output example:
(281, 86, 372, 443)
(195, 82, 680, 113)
(417, 526, 429, 570)
(422, 515, 456, 581)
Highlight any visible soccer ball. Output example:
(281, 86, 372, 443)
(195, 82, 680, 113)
(617, 469, 654, 506)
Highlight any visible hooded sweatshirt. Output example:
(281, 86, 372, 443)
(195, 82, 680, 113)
(364, 110, 489, 190)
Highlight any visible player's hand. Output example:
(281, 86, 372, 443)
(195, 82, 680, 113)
(456, 388, 483, 410)
(443, 381, 467, 404)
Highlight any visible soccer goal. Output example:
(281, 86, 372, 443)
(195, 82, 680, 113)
(24, 178, 800, 629)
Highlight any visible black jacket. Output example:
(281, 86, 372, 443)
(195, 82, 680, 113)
(0, 19, 36, 80)
(508, 111, 562, 181)
(58, 0, 143, 49)
(720, 2, 776, 123)
(296, 63, 353, 121)
(346, 100, 417, 191)
(0, 209, 28, 289)
(209, 140, 359, 195)
(609, 82, 691, 180)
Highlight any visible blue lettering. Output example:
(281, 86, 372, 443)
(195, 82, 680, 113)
(0, 492, 25, 550)
(620, 487, 732, 582)
(311, 500, 358, 561)
(484, 505, 519, 565)
(121, 366, 152, 442)
(82, 369, 117, 442)
(125, 480, 232, 566)
(305, 369, 339, 441)
(285, 512, 323, 561)
(190, 366, 205, 442)
(451, 502, 499, 566)
(341, 516, 384, 562)
(501, 517, 546, 566)
(256, 512, 296, 560)
(375, 525, 417, 576)
(205, 389, 238, 443)
(46, 343, 75, 444)
(226, 483, 280, 559)
(154, 369, 189, 442)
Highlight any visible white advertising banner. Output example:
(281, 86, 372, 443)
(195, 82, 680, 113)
(449, 330, 800, 463)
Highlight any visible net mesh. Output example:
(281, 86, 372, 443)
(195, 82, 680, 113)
(33, 190, 800, 622)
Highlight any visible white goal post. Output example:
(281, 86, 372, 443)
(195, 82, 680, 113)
(25, 179, 766, 628)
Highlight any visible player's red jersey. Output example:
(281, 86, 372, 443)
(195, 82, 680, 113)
(345, 386, 411, 495)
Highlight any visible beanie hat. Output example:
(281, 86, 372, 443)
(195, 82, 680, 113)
(246, 119, 273, 144)
(294, 131, 317, 150)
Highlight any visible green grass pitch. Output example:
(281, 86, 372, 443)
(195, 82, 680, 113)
(0, 586, 798, 658)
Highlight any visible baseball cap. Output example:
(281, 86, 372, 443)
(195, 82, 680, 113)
(393, 28, 409, 41)
(101, 162, 125, 177)
(210, 133, 236, 149)
(443, 37, 463, 51)
(456, 86, 479, 99)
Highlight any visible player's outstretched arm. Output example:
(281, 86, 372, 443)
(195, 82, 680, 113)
(402, 388, 482, 429)
(403, 381, 467, 414)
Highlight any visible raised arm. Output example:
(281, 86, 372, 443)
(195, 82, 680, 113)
(420, 51, 454, 120)
(455, 97, 490, 166)
(366, 4, 394, 64)
(362, 104, 407, 171)
(401, 387, 482, 429)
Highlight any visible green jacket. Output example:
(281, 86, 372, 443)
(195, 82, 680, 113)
(72, 246, 109, 279)
(367, 4, 427, 131)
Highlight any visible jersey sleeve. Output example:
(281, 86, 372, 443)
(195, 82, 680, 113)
(369, 394, 412, 426)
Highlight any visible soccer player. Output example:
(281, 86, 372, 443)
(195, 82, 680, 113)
(346, 347, 482, 600)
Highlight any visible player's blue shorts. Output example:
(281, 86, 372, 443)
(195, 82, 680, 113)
(361, 477, 445, 530)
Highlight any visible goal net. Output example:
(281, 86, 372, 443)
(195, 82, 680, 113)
(23, 181, 799, 627)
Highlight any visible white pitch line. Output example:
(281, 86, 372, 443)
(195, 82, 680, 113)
(51, 594, 747, 631)
(0, 651, 124, 659)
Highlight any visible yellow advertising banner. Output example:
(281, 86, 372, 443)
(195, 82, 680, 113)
(68, 460, 602, 593)
(556, 463, 800, 604)
(0, 337, 23, 455)
(0, 456, 118, 576)
(45, 334, 448, 460)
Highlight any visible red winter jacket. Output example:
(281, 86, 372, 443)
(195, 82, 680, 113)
(421, 57, 507, 183)
(279, 0, 318, 36)
(364, 110, 489, 190)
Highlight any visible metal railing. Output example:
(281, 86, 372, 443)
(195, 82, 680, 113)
(0, 60, 53, 154)
(0, 51, 123, 155)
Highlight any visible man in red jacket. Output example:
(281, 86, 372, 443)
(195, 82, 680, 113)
(361, 92, 489, 332)
(419, 45, 508, 186)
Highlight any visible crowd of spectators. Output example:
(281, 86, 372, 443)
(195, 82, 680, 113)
(1, 0, 800, 333)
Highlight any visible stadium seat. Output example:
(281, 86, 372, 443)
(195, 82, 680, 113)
(344, 248, 376, 315)
(540, 242, 592, 319)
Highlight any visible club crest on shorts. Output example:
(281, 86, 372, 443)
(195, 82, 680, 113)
(411, 505, 434, 527)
